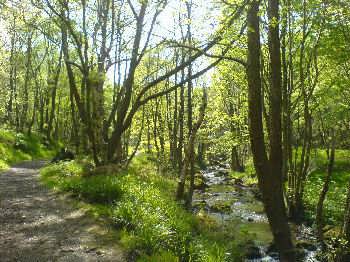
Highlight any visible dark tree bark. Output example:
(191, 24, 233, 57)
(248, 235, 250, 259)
(20, 32, 33, 131)
(126, 108, 145, 168)
(6, 19, 16, 125)
(47, 46, 63, 141)
(315, 129, 335, 248)
(342, 181, 350, 240)
(246, 0, 295, 260)
(177, 73, 185, 171)
(177, 89, 207, 202)
(185, 0, 195, 208)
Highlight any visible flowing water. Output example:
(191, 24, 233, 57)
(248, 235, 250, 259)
(192, 166, 320, 261)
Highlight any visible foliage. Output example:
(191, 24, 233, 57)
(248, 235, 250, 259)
(40, 153, 249, 261)
(0, 128, 56, 170)
(41, 160, 122, 204)
(304, 149, 350, 225)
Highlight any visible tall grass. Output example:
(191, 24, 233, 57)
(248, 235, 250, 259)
(40, 154, 246, 261)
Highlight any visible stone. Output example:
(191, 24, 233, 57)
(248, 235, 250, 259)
(250, 184, 263, 200)
(245, 245, 262, 259)
(296, 240, 317, 251)
(234, 178, 244, 185)
(194, 174, 207, 190)
(192, 200, 207, 209)
(216, 169, 229, 176)
(209, 201, 233, 213)
(268, 252, 279, 259)
(295, 248, 307, 261)
(51, 148, 75, 163)
(266, 242, 277, 253)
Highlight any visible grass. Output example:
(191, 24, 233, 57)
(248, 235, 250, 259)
(40, 153, 250, 261)
(227, 148, 350, 227)
(0, 128, 57, 170)
(304, 149, 350, 226)
(229, 158, 258, 185)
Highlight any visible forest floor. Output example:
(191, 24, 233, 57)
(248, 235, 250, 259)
(0, 161, 125, 262)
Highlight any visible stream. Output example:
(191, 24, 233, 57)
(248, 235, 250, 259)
(192, 166, 320, 261)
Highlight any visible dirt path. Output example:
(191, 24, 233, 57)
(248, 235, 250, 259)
(0, 161, 125, 262)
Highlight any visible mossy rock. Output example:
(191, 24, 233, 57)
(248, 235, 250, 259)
(296, 240, 317, 251)
(209, 200, 233, 212)
(244, 240, 262, 259)
(295, 248, 307, 261)
(193, 200, 207, 209)
(194, 173, 207, 190)
(215, 169, 229, 176)
(196, 210, 218, 227)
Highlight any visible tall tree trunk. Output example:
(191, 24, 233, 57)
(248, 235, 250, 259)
(281, 9, 290, 183)
(177, 89, 207, 203)
(106, 2, 147, 163)
(7, 26, 16, 125)
(69, 84, 80, 153)
(315, 129, 335, 248)
(342, 181, 350, 242)
(246, 1, 295, 260)
(60, 5, 100, 164)
(172, 77, 178, 169)
(231, 146, 244, 172)
(126, 108, 145, 168)
(27, 79, 40, 135)
(177, 80, 185, 170)
(185, 0, 195, 208)
(335, 180, 350, 261)
(47, 47, 63, 141)
(21, 32, 32, 131)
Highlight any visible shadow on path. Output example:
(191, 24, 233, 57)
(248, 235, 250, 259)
(0, 161, 125, 262)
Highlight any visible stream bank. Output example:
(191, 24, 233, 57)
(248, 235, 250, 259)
(192, 166, 319, 261)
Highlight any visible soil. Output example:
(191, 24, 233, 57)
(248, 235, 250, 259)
(0, 161, 125, 262)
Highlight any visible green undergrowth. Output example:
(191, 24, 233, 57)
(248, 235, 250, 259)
(0, 128, 57, 170)
(229, 158, 258, 185)
(304, 149, 350, 225)
(40, 154, 248, 261)
(227, 148, 350, 226)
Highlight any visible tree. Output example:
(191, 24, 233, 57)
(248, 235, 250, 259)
(246, 0, 295, 260)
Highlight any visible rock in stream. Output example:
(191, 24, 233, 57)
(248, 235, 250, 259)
(192, 167, 320, 262)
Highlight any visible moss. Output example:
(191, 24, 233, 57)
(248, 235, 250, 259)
(194, 173, 206, 190)
(209, 200, 234, 212)
(0, 128, 57, 171)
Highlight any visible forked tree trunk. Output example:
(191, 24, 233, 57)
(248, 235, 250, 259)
(177, 89, 207, 203)
(246, 1, 295, 260)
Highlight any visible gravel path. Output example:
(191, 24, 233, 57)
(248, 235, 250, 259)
(0, 161, 125, 262)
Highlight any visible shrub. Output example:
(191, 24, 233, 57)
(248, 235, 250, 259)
(41, 161, 122, 204)
(40, 155, 245, 261)
(14, 133, 29, 152)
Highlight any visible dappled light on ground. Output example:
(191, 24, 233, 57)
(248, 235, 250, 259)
(0, 161, 125, 262)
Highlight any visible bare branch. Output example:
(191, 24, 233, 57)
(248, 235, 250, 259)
(127, 0, 138, 20)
